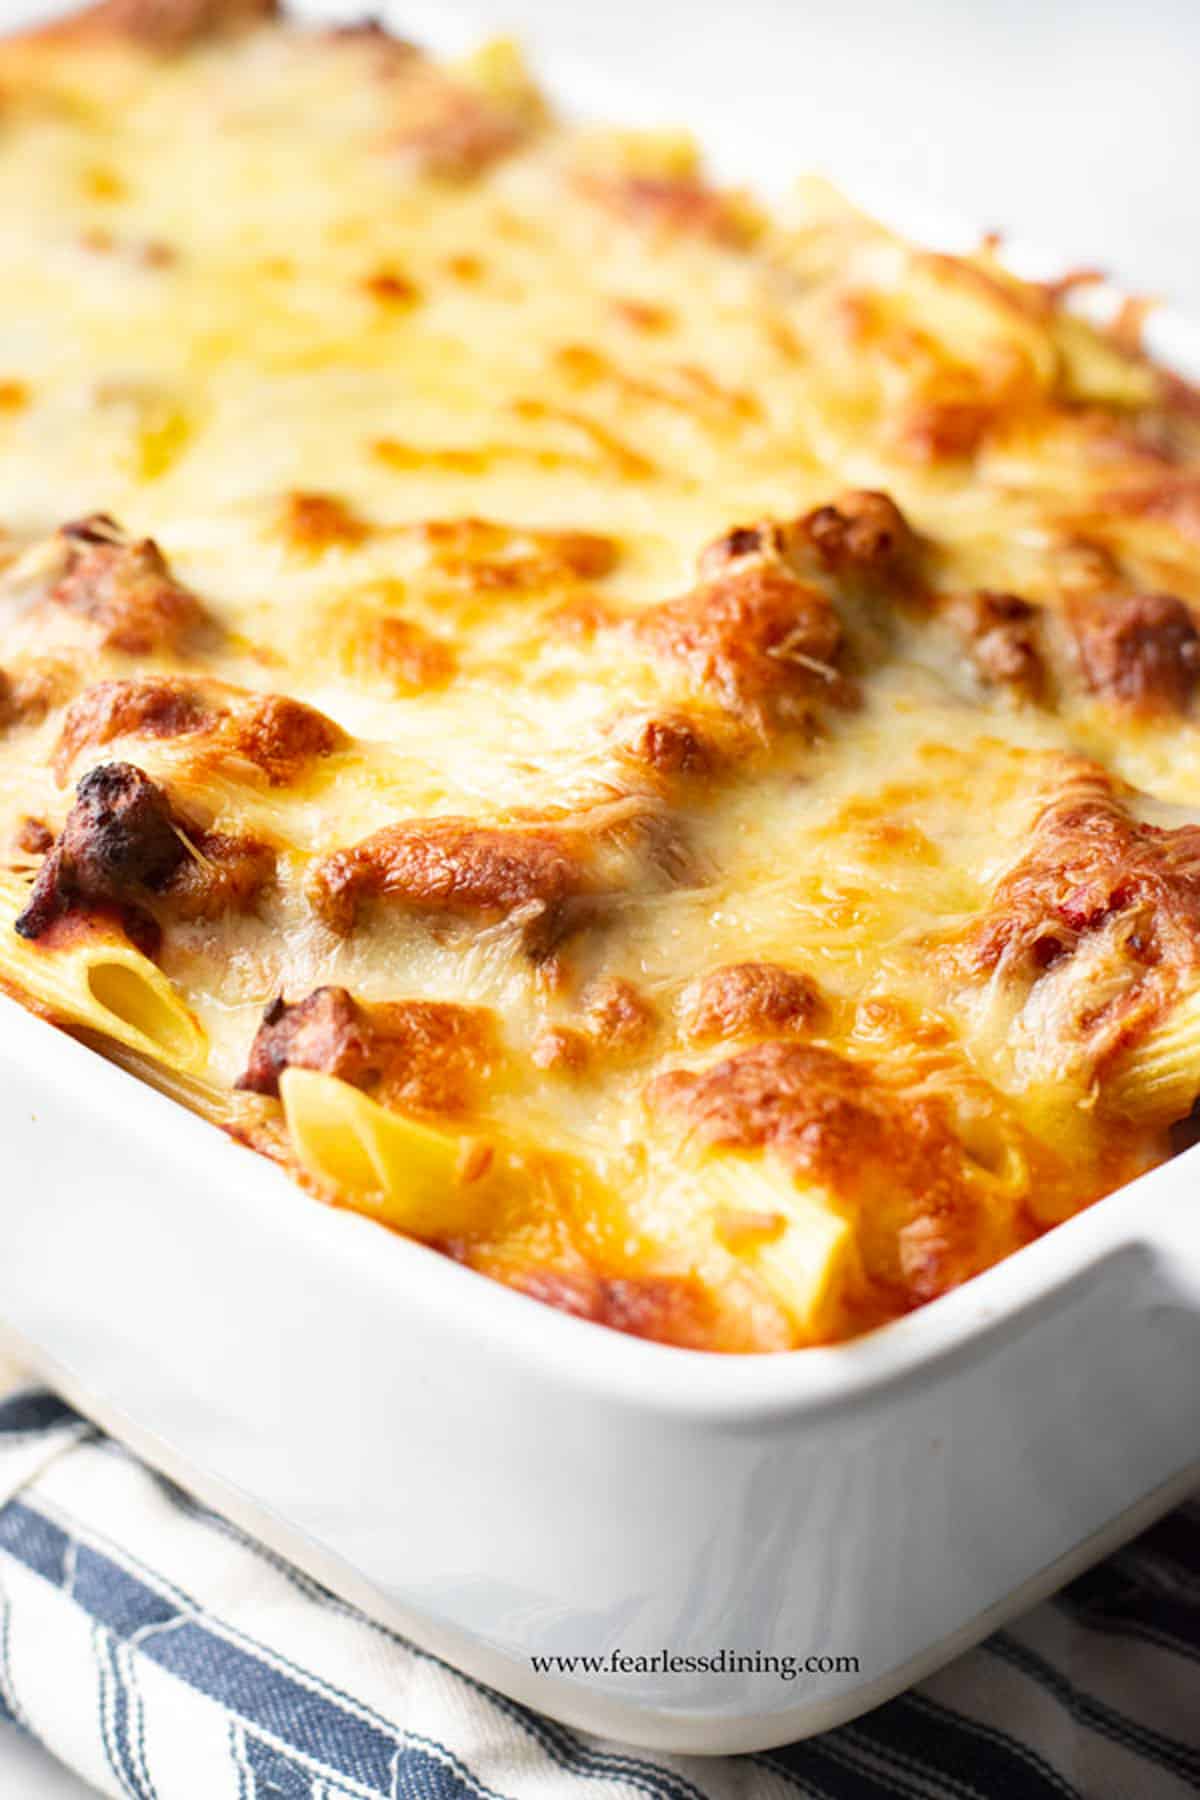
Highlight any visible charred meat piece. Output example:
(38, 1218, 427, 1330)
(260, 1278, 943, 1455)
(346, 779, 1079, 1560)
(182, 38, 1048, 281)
(15, 762, 185, 939)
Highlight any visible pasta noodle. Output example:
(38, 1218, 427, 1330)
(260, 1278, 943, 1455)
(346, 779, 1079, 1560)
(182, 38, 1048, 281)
(279, 1068, 493, 1237)
(0, 876, 207, 1072)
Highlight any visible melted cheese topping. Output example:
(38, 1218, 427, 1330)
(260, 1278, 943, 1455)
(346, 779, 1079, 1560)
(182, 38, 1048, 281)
(3, 2, 1200, 1351)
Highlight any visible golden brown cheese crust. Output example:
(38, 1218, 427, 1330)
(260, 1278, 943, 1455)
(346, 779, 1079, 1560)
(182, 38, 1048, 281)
(579, 976, 657, 1052)
(681, 961, 824, 1045)
(632, 560, 853, 728)
(363, 617, 458, 695)
(3, 7, 1200, 1352)
(53, 676, 214, 781)
(953, 764, 1200, 1082)
(165, 828, 275, 923)
(276, 491, 371, 558)
(238, 986, 497, 1117)
(54, 676, 343, 786)
(218, 692, 343, 787)
(404, 517, 618, 589)
(647, 1040, 992, 1306)
(966, 767, 1200, 986)
(309, 818, 594, 944)
(310, 797, 690, 952)
(46, 517, 212, 658)
(619, 713, 721, 780)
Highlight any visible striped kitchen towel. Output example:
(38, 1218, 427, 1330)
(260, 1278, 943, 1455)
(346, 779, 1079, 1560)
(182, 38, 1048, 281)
(0, 1382, 1197, 1800)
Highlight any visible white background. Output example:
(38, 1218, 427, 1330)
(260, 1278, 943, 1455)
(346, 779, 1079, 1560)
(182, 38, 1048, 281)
(0, 0, 1196, 1791)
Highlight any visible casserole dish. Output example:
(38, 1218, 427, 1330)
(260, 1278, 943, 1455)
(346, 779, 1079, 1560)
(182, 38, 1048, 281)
(3, 993, 1200, 1754)
(2, 0, 1200, 1755)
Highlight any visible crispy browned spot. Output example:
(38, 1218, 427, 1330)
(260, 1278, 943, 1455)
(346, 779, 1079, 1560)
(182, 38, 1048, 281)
(238, 987, 368, 1095)
(633, 560, 852, 728)
(620, 713, 719, 779)
(14, 761, 185, 941)
(648, 1041, 987, 1305)
(0, 380, 29, 411)
(530, 1024, 590, 1072)
(361, 268, 420, 307)
(953, 763, 1200, 1075)
(220, 693, 344, 786)
(580, 976, 657, 1052)
(650, 1042, 875, 1171)
(946, 591, 1045, 698)
(47, 515, 212, 656)
(800, 490, 917, 576)
(163, 828, 274, 922)
(276, 492, 371, 557)
(548, 592, 623, 641)
(237, 985, 496, 1116)
(53, 676, 214, 783)
(697, 521, 789, 578)
(405, 516, 617, 589)
(1067, 592, 1200, 714)
(369, 617, 458, 694)
(965, 763, 1200, 985)
(54, 677, 342, 789)
(596, 1275, 723, 1346)
(681, 961, 823, 1045)
(309, 798, 686, 954)
(309, 818, 592, 948)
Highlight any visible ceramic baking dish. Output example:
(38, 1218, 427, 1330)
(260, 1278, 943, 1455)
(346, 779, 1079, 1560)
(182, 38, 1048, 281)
(2, 994, 1200, 1754)
(2, 0, 1200, 1755)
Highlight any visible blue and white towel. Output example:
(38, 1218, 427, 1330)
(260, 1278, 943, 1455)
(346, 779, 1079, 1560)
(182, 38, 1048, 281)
(0, 1378, 1197, 1800)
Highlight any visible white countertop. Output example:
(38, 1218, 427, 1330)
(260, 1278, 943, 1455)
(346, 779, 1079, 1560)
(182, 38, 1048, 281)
(0, 0, 1196, 1790)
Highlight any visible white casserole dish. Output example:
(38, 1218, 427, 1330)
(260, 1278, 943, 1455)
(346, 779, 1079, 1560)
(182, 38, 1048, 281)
(2, 996, 1200, 1754)
(2, 0, 1200, 1756)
